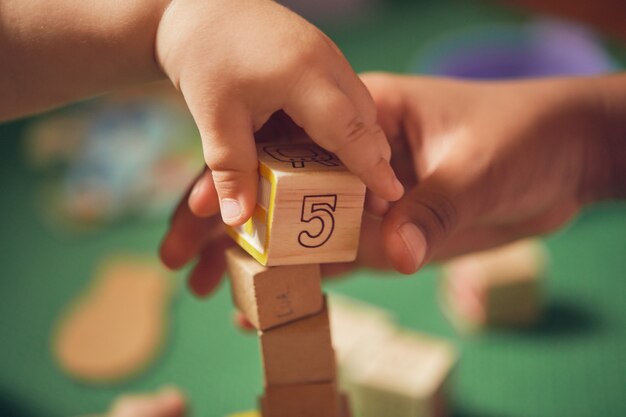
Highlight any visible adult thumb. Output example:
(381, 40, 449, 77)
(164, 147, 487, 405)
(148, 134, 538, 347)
(381, 170, 470, 274)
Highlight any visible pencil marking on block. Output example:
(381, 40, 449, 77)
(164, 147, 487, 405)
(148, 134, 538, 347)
(263, 143, 339, 168)
(225, 246, 323, 330)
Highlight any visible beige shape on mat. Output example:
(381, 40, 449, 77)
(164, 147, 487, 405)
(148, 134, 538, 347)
(54, 257, 174, 383)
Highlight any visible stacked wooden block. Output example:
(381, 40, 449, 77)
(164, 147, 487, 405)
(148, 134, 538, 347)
(225, 141, 365, 417)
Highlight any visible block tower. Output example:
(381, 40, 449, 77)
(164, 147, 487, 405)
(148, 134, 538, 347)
(225, 141, 365, 417)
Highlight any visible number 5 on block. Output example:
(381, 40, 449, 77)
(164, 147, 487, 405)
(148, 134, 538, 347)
(226, 141, 366, 266)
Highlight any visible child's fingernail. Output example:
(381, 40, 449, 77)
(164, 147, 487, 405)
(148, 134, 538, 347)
(220, 198, 242, 223)
(392, 176, 404, 197)
(397, 223, 427, 272)
(190, 180, 204, 198)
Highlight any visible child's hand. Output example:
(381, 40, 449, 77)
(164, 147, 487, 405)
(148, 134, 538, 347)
(156, 0, 403, 226)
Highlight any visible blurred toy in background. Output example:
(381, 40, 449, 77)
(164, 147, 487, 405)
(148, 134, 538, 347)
(329, 295, 457, 417)
(23, 83, 202, 234)
(440, 239, 548, 333)
(80, 386, 187, 417)
(411, 18, 616, 78)
(54, 255, 175, 384)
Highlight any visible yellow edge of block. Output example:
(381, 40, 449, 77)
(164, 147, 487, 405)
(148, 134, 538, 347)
(225, 162, 276, 266)
(225, 411, 260, 417)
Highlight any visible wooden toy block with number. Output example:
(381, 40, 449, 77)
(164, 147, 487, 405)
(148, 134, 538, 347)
(260, 381, 345, 417)
(259, 298, 336, 386)
(225, 245, 323, 331)
(348, 331, 457, 417)
(440, 238, 548, 332)
(226, 141, 366, 266)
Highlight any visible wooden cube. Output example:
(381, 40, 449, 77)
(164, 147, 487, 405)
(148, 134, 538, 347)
(260, 382, 343, 417)
(259, 298, 336, 386)
(226, 141, 366, 266)
(349, 332, 457, 417)
(441, 238, 547, 331)
(225, 246, 323, 330)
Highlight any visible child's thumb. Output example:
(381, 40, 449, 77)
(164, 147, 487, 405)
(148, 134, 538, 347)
(194, 104, 259, 227)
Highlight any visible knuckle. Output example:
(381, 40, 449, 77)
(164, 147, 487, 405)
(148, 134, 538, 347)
(408, 191, 458, 243)
(210, 169, 256, 194)
(334, 115, 371, 152)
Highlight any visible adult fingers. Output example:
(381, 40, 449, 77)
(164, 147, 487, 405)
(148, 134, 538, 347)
(108, 388, 186, 417)
(284, 75, 403, 202)
(431, 202, 579, 261)
(233, 310, 256, 332)
(187, 236, 233, 297)
(188, 169, 220, 218)
(160, 194, 225, 270)
(381, 163, 477, 274)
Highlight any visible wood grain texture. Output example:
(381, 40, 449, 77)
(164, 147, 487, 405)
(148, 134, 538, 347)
(260, 381, 343, 417)
(225, 246, 323, 331)
(227, 141, 365, 266)
(259, 298, 336, 386)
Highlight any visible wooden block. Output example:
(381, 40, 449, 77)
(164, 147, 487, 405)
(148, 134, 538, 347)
(260, 382, 342, 417)
(441, 238, 547, 330)
(260, 298, 336, 386)
(226, 246, 323, 330)
(226, 141, 366, 266)
(349, 332, 457, 417)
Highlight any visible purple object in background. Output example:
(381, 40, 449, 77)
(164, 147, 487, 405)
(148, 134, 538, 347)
(412, 19, 617, 79)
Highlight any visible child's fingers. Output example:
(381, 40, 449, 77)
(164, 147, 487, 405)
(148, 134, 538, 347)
(334, 68, 393, 163)
(193, 101, 259, 227)
(284, 76, 404, 202)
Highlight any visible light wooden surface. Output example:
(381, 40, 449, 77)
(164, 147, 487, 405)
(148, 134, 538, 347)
(225, 246, 323, 330)
(227, 141, 365, 266)
(259, 298, 336, 386)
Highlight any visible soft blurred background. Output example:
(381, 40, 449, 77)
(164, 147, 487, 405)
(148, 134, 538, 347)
(0, 0, 625, 416)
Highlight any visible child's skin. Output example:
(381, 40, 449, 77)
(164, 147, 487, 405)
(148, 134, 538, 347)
(0, 0, 404, 226)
